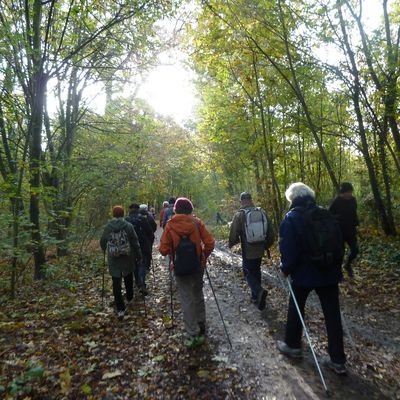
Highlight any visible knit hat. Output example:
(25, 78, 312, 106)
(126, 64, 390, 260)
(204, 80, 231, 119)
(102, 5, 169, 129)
(112, 206, 124, 218)
(240, 192, 252, 201)
(168, 197, 176, 205)
(174, 197, 193, 213)
(163, 201, 169, 207)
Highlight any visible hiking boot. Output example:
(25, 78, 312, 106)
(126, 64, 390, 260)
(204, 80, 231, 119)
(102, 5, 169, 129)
(126, 299, 134, 307)
(185, 335, 205, 349)
(257, 289, 268, 311)
(198, 322, 206, 335)
(324, 359, 347, 375)
(277, 340, 302, 358)
(116, 310, 125, 321)
(139, 287, 149, 296)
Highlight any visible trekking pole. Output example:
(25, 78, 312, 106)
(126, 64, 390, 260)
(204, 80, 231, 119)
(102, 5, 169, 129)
(273, 262, 289, 294)
(151, 258, 156, 288)
(142, 292, 147, 317)
(167, 256, 174, 325)
(102, 252, 106, 309)
(286, 277, 330, 396)
(205, 266, 233, 349)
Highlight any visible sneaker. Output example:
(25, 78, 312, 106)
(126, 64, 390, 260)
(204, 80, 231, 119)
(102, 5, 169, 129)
(277, 340, 302, 358)
(257, 289, 268, 311)
(185, 334, 205, 349)
(117, 310, 125, 321)
(324, 359, 347, 375)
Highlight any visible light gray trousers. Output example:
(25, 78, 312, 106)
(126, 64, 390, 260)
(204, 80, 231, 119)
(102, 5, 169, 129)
(175, 270, 206, 336)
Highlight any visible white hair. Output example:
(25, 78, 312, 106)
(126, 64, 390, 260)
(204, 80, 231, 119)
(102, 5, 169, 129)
(285, 182, 315, 203)
(139, 204, 148, 211)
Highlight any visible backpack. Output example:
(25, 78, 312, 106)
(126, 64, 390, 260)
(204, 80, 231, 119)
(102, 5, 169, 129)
(294, 205, 344, 270)
(126, 215, 146, 245)
(241, 207, 268, 244)
(171, 222, 201, 276)
(107, 229, 131, 258)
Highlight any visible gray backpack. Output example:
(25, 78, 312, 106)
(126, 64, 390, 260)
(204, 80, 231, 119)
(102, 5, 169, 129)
(107, 229, 131, 257)
(241, 207, 268, 244)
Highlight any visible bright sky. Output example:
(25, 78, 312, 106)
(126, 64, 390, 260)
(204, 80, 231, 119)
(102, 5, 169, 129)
(137, 52, 198, 125)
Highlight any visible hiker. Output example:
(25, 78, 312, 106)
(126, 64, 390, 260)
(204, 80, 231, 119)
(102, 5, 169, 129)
(229, 192, 275, 311)
(159, 201, 169, 228)
(159, 197, 215, 348)
(150, 206, 156, 220)
(126, 204, 154, 296)
(162, 197, 176, 228)
(100, 205, 142, 320)
(329, 182, 359, 278)
(140, 204, 157, 234)
(277, 182, 347, 375)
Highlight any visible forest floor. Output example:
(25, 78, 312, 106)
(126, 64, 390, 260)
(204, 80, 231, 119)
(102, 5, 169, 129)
(0, 227, 399, 399)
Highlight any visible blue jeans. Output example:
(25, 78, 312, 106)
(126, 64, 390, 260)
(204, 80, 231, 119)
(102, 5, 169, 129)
(284, 284, 346, 364)
(242, 257, 262, 300)
(134, 254, 151, 289)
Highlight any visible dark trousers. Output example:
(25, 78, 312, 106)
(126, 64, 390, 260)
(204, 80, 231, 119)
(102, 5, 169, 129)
(344, 235, 358, 266)
(112, 273, 134, 312)
(134, 254, 151, 289)
(242, 257, 262, 300)
(285, 284, 346, 364)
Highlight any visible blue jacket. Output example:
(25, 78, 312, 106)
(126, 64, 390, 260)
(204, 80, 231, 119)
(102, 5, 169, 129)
(279, 196, 343, 287)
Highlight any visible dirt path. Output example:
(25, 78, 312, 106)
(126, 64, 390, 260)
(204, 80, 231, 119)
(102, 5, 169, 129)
(199, 243, 399, 399)
(0, 229, 398, 399)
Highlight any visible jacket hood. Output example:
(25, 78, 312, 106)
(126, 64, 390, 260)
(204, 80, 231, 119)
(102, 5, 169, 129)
(289, 195, 315, 210)
(168, 214, 197, 236)
(108, 218, 129, 231)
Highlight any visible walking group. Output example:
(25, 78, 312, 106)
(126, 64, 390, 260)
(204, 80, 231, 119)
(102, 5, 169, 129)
(100, 181, 359, 378)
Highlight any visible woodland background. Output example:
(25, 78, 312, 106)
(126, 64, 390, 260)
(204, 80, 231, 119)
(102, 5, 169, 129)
(1, 0, 400, 398)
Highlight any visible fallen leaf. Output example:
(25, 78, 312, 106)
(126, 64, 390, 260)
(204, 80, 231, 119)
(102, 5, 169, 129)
(102, 370, 123, 380)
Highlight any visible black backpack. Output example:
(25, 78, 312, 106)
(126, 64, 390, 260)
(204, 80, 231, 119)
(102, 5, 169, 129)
(294, 205, 344, 270)
(171, 223, 201, 276)
(126, 215, 146, 248)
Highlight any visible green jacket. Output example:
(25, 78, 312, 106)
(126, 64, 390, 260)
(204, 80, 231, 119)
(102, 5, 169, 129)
(100, 218, 142, 278)
(229, 205, 275, 259)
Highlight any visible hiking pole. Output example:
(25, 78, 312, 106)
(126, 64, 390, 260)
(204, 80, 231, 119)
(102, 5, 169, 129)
(142, 292, 147, 317)
(205, 266, 233, 349)
(167, 255, 174, 325)
(286, 277, 330, 396)
(102, 251, 106, 309)
(272, 262, 288, 294)
(151, 258, 156, 289)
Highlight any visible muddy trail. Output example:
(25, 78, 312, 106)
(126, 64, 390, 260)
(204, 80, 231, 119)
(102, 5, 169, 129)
(205, 244, 399, 399)
(0, 228, 399, 399)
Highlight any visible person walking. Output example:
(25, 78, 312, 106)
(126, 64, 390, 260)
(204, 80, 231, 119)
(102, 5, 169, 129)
(329, 182, 359, 278)
(159, 197, 215, 348)
(126, 204, 154, 295)
(277, 182, 347, 375)
(229, 192, 275, 311)
(100, 206, 142, 320)
(159, 201, 169, 228)
(162, 197, 176, 228)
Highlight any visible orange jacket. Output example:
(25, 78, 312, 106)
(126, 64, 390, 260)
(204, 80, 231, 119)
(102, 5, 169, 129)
(159, 214, 215, 266)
